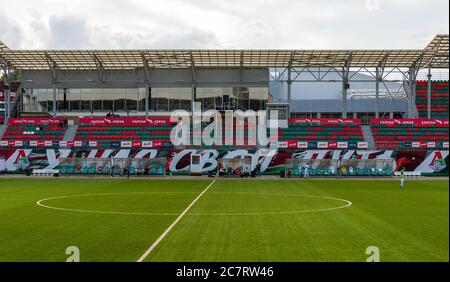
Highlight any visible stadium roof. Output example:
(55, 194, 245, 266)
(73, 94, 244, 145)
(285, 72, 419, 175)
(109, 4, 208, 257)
(0, 34, 448, 71)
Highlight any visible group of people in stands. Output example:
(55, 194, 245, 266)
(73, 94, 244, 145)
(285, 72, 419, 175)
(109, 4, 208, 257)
(213, 160, 262, 178)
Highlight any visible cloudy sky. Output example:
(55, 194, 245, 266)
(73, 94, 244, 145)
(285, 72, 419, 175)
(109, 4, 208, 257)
(0, 0, 448, 50)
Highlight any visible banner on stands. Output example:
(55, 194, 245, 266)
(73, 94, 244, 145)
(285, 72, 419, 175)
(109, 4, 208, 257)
(121, 141, 132, 148)
(88, 141, 98, 147)
(297, 142, 308, 149)
(371, 119, 449, 127)
(8, 118, 65, 125)
(288, 118, 361, 124)
(79, 117, 174, 126)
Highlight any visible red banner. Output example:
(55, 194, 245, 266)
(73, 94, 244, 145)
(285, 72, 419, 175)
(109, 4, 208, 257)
(79, 118, 174, 126)
(371, 119, 449, 127)
(8, 118, 65, 126)
(288, 118, 361, 125)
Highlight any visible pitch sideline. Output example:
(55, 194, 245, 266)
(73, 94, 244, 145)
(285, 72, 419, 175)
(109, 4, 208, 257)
(136, 179, 217, 262)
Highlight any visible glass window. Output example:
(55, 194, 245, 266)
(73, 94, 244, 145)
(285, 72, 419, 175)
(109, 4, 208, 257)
(80, 89, 91, 112)
(125, 88, 138, 112)
(69, 89, 80, 111)
(102, 88, 114, 112)
(157, 95, 169, 112)
(92, 88, 102, 111)
(36, 89, 50, 112)
(138, 88, 146, 112)
(113, 89, 126, 112)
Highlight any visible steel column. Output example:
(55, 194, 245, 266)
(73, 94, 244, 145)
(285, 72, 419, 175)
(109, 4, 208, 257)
(427, 66, 432, 119)
(287, 67, 292, 116)
(375, 67, 380, 118)
(144, 83, 149, 118)
(4, 84, 10, 123)
(52, 82, 57, 117)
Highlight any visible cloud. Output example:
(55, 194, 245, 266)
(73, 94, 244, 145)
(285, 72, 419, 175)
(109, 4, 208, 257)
(0, 11, 22, 49)
(47, 16, 92, 49)
(0, 0, 448, 50)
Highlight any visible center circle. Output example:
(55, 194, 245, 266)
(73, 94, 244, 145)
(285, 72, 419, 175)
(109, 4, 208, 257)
(37, 192, 352, 216)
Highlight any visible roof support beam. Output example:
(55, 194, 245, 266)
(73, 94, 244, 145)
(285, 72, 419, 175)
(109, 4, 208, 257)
(141, 53, 150, 83)
(240, 51, 244, 82)
(341, 53, 352, 118)
(287, 52, 294, 116)
(92, 53, 106, 83)
(44, 52, 58, 82)
(427, 66, 432, 119)
(44, 52, 58, 117)
(190, 51, 196, 85)
(141, 53, 151, 118)
(407, 66, 418, 118)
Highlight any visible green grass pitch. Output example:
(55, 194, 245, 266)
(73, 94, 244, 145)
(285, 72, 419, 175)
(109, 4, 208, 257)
(0, 178, 448, 262)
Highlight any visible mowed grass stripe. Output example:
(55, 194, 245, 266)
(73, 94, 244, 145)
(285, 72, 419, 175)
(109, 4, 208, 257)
(0, 178, 448, 262)
(0, 178, 210, 262)
(143, 179, 448, 262)
(137, 179, 216, 262)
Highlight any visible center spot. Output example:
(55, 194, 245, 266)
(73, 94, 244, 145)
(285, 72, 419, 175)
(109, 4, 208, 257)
(37, 192, 352, 216)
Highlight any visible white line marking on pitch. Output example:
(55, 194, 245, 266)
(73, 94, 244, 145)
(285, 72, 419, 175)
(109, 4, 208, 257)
(36, 192, 198, 216)
(136, 179, 216, 262)
(36, 191, 352, 217)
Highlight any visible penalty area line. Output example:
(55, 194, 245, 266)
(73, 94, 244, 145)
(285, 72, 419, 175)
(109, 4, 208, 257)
(136, 179, 216, 262)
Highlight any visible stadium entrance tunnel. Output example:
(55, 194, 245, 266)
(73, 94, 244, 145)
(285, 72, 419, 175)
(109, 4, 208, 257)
(36, 192, 352, 216)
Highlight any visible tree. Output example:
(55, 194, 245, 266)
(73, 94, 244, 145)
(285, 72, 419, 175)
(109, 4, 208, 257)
(0, 70, 21, 82)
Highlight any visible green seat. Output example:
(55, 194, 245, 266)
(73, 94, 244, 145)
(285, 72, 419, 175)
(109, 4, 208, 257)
(82, 166, 89, 174)
(113, 167, 121, 175)
(157, 167, 164, 175)
(104, 166, 111, 174)
(67, 166, 74, 174)
(59, 166, 67, 174)
(89, 166, 96, 174)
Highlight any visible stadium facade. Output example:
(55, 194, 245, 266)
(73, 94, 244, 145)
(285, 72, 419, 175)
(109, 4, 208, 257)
(0, 35, 448, 176)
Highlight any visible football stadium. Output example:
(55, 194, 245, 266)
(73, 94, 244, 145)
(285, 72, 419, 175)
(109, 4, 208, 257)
(0, 28, 449, 264)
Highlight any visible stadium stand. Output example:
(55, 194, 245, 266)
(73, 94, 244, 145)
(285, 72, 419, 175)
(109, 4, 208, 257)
(416, 80, 449, 119)
(73, 117, 176, 148)
(192, 121, 258, 148)
(0, 81, 3, 125)
(371, 118, 449, 149)
(277, 118, 365, 148)
(1, 81, 21, 125)
(1, 118, 67, 143)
